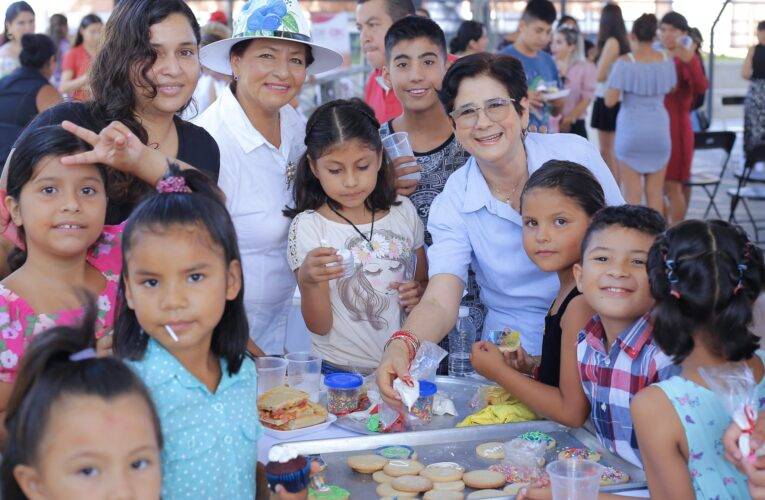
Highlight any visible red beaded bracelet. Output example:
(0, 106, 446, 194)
(384, 330, 421, 363)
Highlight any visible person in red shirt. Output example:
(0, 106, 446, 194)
(60, 13, 102, 101)
(660, 12, 708, 224)
(356, 0, 414, 123)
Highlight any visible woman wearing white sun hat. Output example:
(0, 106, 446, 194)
(194, 0, 342, 355)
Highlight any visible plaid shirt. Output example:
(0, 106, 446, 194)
(577, 313, 679, 468)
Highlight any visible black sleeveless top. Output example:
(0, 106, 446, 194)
(753, 45, 765, 80)
(0, 66, 50, 164)
(536, 287, 581, 387)
(13, 101, 220, 224)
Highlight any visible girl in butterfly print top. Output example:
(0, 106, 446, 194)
(629, 220, 765, 499)
(285, 99, 427, 374)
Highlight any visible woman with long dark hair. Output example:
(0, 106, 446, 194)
(0, 2, 34, 79)
(59, 14, 102, 101)
(659, 11, 708, 224)
(590, 2, 629, 181)
(11, 0, 220, 225)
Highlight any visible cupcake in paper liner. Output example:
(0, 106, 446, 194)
(266, 446, 311, 493)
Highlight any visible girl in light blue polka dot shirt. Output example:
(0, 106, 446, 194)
(114, 166, 264, 500)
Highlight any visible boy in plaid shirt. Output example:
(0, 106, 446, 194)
(572, 205, 679, 467)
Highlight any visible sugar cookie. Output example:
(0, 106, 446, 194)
(433, 480, 466, 491)
(600, 466, 630, 486)
(308, 485, 350, 500)
(392, 475, 433, 493)
(376, 445, 417, 460)
(420, 462, 464, 482)
(466, 489, 506, 499)
(372, 470, 393, 483)
(346, 454, 387, 473)
(462, 469, 507, 489)
(376, 482, 418, 498)
(425, 490, 464, 500)
(475, 442, 505, 460)
(517, 431, 556, 450)
(383, 459, 424, 477)
(557, 447, 602, 462)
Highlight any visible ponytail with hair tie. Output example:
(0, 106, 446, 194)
(648, 220, 764, 364)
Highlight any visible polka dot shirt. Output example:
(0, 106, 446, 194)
(128, 338, 262, 499)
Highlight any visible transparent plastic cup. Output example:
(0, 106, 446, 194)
(285, 352, 322, 402)
(255, 357, 288, 395)
(381, 132, 421, 182)
(546, 459, 603, 500)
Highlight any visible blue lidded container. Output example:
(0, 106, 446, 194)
(412, 380, 437, 422)
(324, 373, 363, 416)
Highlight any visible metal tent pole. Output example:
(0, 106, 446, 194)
(707, 0, 731, 124)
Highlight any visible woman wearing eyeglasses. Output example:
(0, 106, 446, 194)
(376, 53, 623, 404)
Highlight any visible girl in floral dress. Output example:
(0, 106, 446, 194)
(285, 99, 427, 375)
(630, 220, 765, 499)
(0, 122, 178, 409)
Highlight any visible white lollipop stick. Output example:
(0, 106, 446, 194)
(164, 325, 179, 342)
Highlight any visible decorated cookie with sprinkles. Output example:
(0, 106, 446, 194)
(489, 463, 548, 485)
(518, 431, 556, 450)
(600, 466, 630, 486)
(557, 447, 602, 462)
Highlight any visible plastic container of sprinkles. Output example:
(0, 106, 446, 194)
(411, 380, 437, 422)
(324, 373, 363, 416)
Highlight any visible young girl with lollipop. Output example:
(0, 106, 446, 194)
(114, 165, 261, 499)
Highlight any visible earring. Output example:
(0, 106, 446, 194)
(233, 75, 239, 81)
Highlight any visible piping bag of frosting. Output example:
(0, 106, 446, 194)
(391, 341, 447, 428)
(700, 362, 760, 458)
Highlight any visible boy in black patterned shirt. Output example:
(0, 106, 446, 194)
(379, 16, 486, 347)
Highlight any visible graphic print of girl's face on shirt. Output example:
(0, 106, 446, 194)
(337, 229, 413, 330)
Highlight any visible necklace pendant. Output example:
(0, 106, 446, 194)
(285, 161, 296, 188)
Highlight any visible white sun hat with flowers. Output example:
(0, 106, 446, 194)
(200, 0, 343, 76)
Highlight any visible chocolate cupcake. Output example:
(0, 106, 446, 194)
(266, 447, 311, 493)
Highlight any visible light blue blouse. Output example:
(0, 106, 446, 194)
(127, 339, 262, 500)
(654, 350, 765, 499)
(426, 133, 624, 355)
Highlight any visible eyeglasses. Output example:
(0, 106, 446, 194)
(448, 97, 516, 128)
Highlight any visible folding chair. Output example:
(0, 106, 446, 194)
(728, 144, 765, 242)
(685, 131, 736, 219)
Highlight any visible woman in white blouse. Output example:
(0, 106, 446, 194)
(194, 0, 342, 354)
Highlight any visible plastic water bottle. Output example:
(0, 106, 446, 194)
(448, 307, 476, 377)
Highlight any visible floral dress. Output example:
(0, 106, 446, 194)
(0, 224, 123, 382)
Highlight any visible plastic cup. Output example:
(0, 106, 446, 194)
(285, 352, 322, 402)
(546, 459, 603, 500)
(255, 357, 288, 395)
(381, 132, 421, 182)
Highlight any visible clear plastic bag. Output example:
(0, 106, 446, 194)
(489, 438, 547, 485)
(699, 362, 758, 457)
